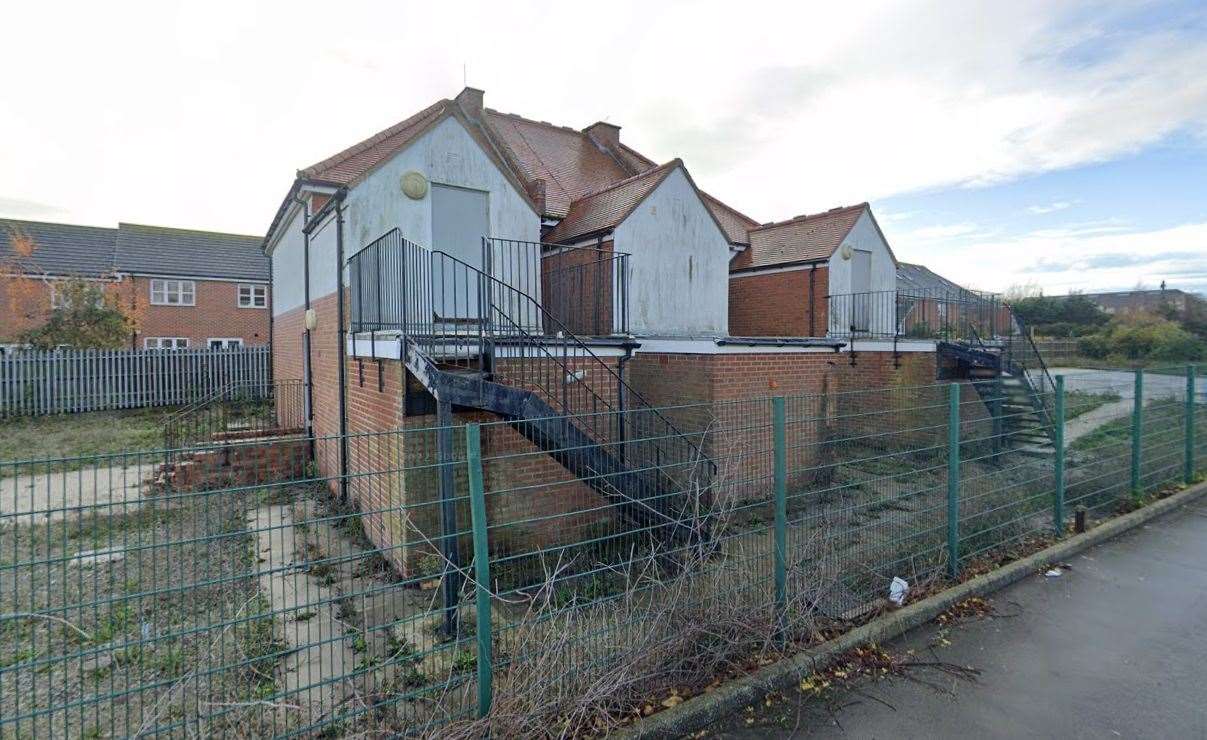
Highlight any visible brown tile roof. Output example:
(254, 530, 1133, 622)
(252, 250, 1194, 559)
(731, 203, 868, 271)
(545, 160, 680, 243)
(300, 99, 451, 185)
(482, 109, 636, 218)
(270, 88, 758, 249)
(701, 192, 759, 245)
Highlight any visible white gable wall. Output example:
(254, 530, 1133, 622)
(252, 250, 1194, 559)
(269, 114, 540, 317)
(826, 209, 897, 335)
(613, 167, 730, 336)
(345, 116, 539, 260)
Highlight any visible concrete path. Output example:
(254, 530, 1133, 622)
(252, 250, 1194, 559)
(0, 463, 158, 525)
(1046, 367, 1205, 403)
(707, 501, 1207, 738)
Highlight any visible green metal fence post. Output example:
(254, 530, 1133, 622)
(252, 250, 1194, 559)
(1187, 365, 1197, 485)
(1131, 368, 1143, 500)
(772, 396, 787, 635)
(947, 383, 960, 579)
(1053, 375, 1065, 535)
(465, 423, 492, 718)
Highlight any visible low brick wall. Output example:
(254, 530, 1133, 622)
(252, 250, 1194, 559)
(157, 437, 309, 492)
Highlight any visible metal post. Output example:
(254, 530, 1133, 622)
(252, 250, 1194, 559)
(1131, 368, 1143, 499)
(772, 397, 787, 635)
(437, 399, 462, 638)
(1054, 375, 1065, 535)
(465, 424, 493, 717)
(1186, 365, 1197, 485)
(947, 382, 960, 579)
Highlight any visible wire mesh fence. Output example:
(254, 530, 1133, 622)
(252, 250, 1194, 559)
(0, 364, 1203, 737)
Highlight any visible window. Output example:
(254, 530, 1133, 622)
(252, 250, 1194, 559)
(238, 284, 267, 308)
(144, 337, 189, 350)
(50, 282, 104, 310)
(207, 338, 244, 350)
(150, 279, 195, 306)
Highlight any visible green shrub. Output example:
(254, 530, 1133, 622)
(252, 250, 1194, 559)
(1078, 312, 1207, 362)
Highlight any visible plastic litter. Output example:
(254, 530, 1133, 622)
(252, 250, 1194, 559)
(1044, 568, 1063, 578)
(888, 576, 909, 606)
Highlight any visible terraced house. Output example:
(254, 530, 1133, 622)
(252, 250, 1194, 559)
(0, 219, 270, 350)
(264, 87, 1053, 576)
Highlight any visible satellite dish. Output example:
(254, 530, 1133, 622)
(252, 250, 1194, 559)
(840, 244, 853, 260)
(401, 171, 428, 200)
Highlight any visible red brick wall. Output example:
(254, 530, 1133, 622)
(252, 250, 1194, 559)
(125, 276, 270, 348)
(0, 276, 123, 343)
(728, 265, 827, 337)
(626, 349, 944, 501)
(541, 241, 616, 335)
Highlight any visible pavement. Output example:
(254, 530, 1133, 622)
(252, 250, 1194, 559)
(706, 500, 1207, 739)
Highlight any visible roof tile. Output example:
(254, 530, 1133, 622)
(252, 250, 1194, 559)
(732, 204, 867, 270)
(545, 161, 680, 243)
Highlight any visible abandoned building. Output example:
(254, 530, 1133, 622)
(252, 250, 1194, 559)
(260, 87, 1053, 574)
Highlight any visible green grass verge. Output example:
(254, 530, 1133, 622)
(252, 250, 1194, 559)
(1064, 389, 1122, 421)
(0, 407, 172, 465)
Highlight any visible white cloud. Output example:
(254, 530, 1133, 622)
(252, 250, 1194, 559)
(1027, 201, 1075, 214)
(0, 0, 1203, 236)
(890, 219, 1207, 295)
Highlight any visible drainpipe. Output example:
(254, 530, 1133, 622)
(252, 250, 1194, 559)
(808, 266, 816, 337)
(334, 200, 349, 504)
(299, 196, 315, 458)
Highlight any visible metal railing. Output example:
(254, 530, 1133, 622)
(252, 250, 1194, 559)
(485, 237, 629, 336)
(348, 229, 712, 488)
(1003, 315, 1058, 433)
(827, 288, 1009, 341)
(162, 378, 307, 453)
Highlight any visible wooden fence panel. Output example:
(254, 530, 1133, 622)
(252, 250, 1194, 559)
(0, 347, 271, 417)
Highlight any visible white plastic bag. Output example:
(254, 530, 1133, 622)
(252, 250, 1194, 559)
(888, 576, 909, 606)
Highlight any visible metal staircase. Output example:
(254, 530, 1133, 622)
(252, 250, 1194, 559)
(349, 230, 715, 540)
(939, 321, 1057, 451)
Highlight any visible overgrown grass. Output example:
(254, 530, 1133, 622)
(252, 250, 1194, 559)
(1064, 389, 1122, 421)
(0, 407, 172, 464)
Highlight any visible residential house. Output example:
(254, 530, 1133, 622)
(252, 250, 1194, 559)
(1080, 288, 1195, 316)
(0, 218, 270, 350)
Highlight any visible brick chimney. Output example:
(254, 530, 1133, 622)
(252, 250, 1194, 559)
(583, 121, 621, 150)
(455, 87, 484, 118)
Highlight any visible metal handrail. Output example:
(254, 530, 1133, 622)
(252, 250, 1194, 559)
(347, 228, 714, 485)
(431, 247, 716, 482)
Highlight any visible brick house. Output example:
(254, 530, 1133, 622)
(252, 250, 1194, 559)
(262, 87, 978, 576)
(0, 218, 270, 350)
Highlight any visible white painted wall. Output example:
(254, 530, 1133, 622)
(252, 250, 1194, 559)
(826, 209, 897, 335)
(269, 204, 337, 316)
(270, 114, 540, 320)
(344, 116, 539, 261)
(613, 167, 730, 336)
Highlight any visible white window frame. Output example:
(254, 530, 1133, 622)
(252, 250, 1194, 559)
(49, 281, 104, 310)
(207, 337, 244, 350)
(237, 283, 267, 309)
(150, 279, 196, 306)
(144, 337, 189, 350)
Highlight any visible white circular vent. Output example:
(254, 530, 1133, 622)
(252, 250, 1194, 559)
(401, 171, 428, 200)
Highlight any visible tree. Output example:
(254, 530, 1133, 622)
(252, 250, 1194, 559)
(1008, 292, 1108, 337)
(20, 277, 136, 349)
